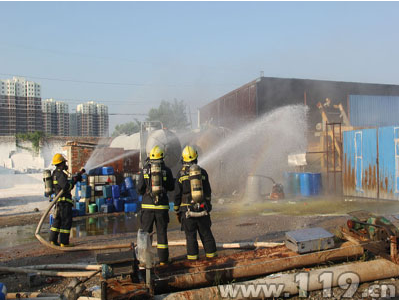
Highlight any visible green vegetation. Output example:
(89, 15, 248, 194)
(112, 120, 140, 137)
(112, 99, 190, 137)
(15, 131, 46, 153)
(147, 99, 190, 130)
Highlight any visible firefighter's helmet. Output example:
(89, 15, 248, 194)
(149, 145, 164, 160)
(52, 153, 67, 165)
(182, 145, 198, 163)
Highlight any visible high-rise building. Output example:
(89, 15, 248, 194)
(0, 77, 42, 136)
(76, 101, 109, 137)
(69, 113, 78, 137)
(42, 99, 69, 136)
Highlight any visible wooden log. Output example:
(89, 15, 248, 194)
(154, 242, 364, 293)
(154, 259, 399, 300)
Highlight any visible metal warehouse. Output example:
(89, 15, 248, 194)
(199, 77, 399, 130)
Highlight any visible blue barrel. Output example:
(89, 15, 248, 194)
(309, 173, 322, 195)
(101, 204, 114, 213)
(290, 172, 301, 195)
(113, 198, 124, 212)
(81, 185, 92, 198)
(125, 177, 135, 190)
(76, 202, 86, 216)
(102, 185, 113, 198)
(127, 188, 138, 200)
(96, 197, 106, 209)
(299, 173, 311, 197)
(81, 174, 88, 185)
(125, 202, 138, 213)
(106, 198, 113, 205)
(112, 185, 120, 199)
(102, 166, 114, 175)
(138, 195, 143, 202)
(120, 182, 127, 195)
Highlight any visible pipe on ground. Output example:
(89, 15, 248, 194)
(22, 264, 101, 271)
(0, 266, 99, 278)
(154, 242, 363, 293)
(6, 293, 59, 299)
(155, 258, 399, 300)
(152, 241, 283, 249)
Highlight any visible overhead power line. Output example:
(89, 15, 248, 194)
(0, 72, 239, 88)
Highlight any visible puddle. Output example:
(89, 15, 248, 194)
(3, 196, 399, 249)
(0, 212, 181, 249)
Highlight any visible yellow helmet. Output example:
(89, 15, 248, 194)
(149, 145, 164, 160)
(52, 153, 67, 165)
(182, 145, 198, 163)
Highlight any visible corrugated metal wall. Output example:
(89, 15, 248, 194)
(199, 81, 257, 129)
(378, 126, 399, 200)
(349, 95, 399, 127)
(343, 129, 378, 198)
(343, 126, 399, 200)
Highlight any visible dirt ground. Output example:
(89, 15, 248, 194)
(1, 199, 399, 299)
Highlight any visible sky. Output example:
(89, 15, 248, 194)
(0, 1, 398, 133)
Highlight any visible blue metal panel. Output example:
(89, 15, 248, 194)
(343, 128, 378, 198)
(378, 126, 399, 200)
(349, 95, 399, 127)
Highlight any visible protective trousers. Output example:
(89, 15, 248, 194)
(140, 209, 169, 263)
(182, 214, 217, 260)
(49, 201, 73, 245)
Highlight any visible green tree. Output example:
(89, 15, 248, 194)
(112, 120, 140, 137)
(146, 99, 189, 130)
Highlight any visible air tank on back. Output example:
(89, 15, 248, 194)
(145, 129, 181, 169)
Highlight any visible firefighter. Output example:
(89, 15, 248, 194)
(49, 153, 82, 247)
(174, 145, 217, 260)
(137, 145, 174, 265)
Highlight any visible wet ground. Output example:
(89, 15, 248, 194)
(3, 195, 399, 249)
(2, 195, 399, 295)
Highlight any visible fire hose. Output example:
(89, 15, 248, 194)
(35, 190, 133, 252)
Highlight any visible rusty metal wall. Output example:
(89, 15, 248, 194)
(378, 126, 399, 200)
(199, 80, 257, 129)
(343, 128, 378, 198)
(343, 126, 399, 200)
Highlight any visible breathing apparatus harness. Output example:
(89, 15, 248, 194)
(145, 159, 166, 205)
(182, 163, 208, 219)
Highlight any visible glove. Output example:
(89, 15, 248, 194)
(73, 173, 82, 183)
(176, 212, 182, 224)
(205, 200, 212, 213)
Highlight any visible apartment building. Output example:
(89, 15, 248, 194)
(76, 101, 109, 137)
(0, 77, 42, 136)
(42, 99, 69, 136)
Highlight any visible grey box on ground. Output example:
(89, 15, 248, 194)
(285, 227, 334, 254)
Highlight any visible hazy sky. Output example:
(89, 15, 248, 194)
(0, 2, 398, 132)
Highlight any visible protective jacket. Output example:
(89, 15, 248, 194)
(174, 163, 216, 260)
(137, 160, 174, 210)
(49, 167, 75, 245)
(137, 159, 174, 263)
(174, 164, 212, 213)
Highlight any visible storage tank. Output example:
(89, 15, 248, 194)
(145, 129, 181, 168)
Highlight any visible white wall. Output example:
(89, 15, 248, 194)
(0, 138, 67, 173)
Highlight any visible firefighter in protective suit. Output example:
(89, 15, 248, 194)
(174, 146, 217, 260)
(137, 146, 174, 265)
(49, 153, 82, 247)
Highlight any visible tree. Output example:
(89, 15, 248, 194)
(112, 120, 140, 137)
(146, 99, 190, 130)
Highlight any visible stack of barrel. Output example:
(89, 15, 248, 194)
(284, 172, 322, 197)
